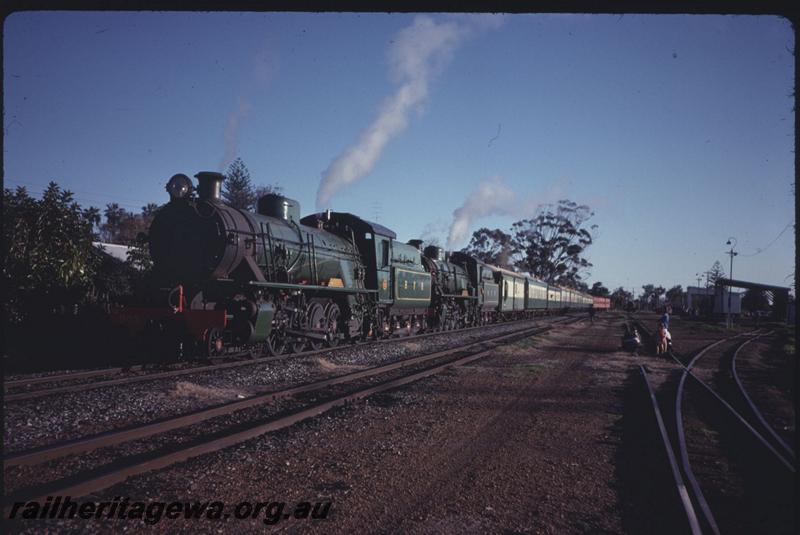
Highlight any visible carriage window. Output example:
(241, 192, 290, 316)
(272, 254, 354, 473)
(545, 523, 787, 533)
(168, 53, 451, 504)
(504, 281, 508, 300)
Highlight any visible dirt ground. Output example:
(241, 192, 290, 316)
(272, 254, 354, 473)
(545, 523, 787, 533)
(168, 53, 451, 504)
(630, 312, 796, 535)
(9, 314, 654, 534)
(9, 312, 791, 534)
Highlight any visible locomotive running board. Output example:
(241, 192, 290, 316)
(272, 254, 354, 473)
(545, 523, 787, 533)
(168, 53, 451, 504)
(248, 281, 377, 294)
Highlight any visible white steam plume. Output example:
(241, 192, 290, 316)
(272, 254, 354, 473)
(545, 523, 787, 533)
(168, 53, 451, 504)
(217, 37, 278, 172)
(446, 175, 568, 250)
(316, 14, 503, 210)
(218, 97, 253, 172)
(446, 176, 516, 249)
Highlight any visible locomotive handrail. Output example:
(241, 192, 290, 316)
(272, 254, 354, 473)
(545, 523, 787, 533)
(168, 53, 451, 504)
(248, 281, 377, 294)
(218, 228, 251, 235)
(309, 232, 319, 285)
(282, 218, 307, 275)
(259, 221, 275, 280)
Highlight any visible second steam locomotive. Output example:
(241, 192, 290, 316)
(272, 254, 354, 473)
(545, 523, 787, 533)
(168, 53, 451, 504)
(112, 171, 607, 358)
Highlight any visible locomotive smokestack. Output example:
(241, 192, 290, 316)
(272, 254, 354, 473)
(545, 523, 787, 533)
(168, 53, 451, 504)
(407, 239, 423, 250)
(195, 172, 225, 202)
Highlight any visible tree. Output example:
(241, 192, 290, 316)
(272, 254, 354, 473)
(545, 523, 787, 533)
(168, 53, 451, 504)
(141, 203, 160, 218)
(589, 281, 610, 297)
(222, 157, 256, 210)
(462, 200, 597, 286)
(638, 284, 665, 309)
(610, 286, 632, 309)
(126, 231, 153, 273)
(666, 285, 684, 307)
(99, 202, 162, 246)
(512, 200, 597, 285)
(640, 284, 655, 307)
(573, 280, 589, 292)
(101, 203, 130, 242)
(708, 261, 726, 285)
(255, 183, 282, 200)
(742, 289, 769, 312)
(83, 206, 101, 239)
(126, 203, 162, 272)
(91, 248, 136, 305)
(461, 227, 517, 267)
(653, 286, 666, 307)
(3, 183, 98, 323)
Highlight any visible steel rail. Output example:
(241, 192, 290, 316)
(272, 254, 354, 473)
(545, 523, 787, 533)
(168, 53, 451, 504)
(674, 336, 734, 535)
(4, 319, 575, 468)
(630, 318, 733, 534)
(4, 350, 254, 391)
(638, 365, 702, 535)
(4, 318, 579, 506)
(673, 338, 795, 472)
(3, 352, 251, 394)
(672, 330, 797, 535)
(730, 332, 796, 462)
(4, 367, 140, 389)
(5, 314, 572, 403)
(630, 317, 795, 534)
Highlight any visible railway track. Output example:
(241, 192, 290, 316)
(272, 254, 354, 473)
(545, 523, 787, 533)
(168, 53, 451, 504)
(3, 316, 580, 507)
(730, 334, 796, 463)
(638, 365, 702, 535)
(4, 315, 567, 403)
(635, 319, 795, 534)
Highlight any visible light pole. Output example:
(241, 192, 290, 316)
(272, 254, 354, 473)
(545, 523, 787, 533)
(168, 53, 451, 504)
(725, 237, 738, 328)
(692, 273, 704, 316)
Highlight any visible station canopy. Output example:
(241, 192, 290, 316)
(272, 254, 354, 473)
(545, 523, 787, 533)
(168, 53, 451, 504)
(714, 278, 791, 320)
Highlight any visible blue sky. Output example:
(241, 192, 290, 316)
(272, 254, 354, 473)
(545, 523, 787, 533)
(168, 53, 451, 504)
(3, 12, 795, 295)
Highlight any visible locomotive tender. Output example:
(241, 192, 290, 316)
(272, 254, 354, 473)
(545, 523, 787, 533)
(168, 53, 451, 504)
(112, 171, 605, 358)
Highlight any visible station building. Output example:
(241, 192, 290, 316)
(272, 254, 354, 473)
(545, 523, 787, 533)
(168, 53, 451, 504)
(686, 286, 742, 316)
(93, 241, 132, 263)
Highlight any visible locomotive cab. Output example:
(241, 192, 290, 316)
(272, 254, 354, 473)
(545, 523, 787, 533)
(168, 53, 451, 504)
(300, 211, 431, 333)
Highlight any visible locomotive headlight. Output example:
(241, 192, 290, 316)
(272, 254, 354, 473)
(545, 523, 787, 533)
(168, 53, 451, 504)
(166, 173, 193, 201)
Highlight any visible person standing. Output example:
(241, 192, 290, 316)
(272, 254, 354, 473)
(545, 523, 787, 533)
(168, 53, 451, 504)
(656, 322, 668, 355)
(660, 306, 671, 329)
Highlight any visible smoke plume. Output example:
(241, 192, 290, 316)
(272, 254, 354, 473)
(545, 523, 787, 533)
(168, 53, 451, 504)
(446, 176, 517, 249)
(218, 97, 253, 172)
(446, 175, 568, 250)
(316, 15, 503, 210)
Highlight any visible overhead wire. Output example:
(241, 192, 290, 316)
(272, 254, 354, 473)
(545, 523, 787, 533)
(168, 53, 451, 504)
(738, 221, 794, 257)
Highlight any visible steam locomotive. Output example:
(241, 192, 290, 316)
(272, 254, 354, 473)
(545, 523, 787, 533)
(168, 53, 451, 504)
(111, 171, 606, 358)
